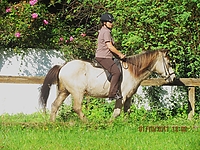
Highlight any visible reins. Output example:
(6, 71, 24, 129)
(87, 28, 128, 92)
(121, 57, 152, 73)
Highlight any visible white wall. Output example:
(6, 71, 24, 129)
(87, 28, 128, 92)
(0, 49, 71, 115)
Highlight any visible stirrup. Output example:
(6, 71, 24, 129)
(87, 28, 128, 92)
(109, 93, 123, 101)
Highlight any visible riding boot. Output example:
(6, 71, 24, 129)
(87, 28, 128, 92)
(109, 90, 123, 101)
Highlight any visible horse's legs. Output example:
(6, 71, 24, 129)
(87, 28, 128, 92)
(124, 97, 132, 113)
(112, 99, 123, 118)
(72, 93, 86, 121)
(50, 90, 69, 122)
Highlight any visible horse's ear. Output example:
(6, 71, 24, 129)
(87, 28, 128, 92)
(161, 49, 169, 56)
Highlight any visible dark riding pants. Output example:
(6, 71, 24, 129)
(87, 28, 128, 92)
(95, 57, 121, 98)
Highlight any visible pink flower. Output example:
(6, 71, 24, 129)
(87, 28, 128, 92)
(59, 37, 64, 41)
(29, 0, 38, 6)
(15, 32, 21, 38)
(6, 8, 11, 13)
(43, 19, 48, 25)
(65, 40, 69, 43)
(31, 13, 38, 19)
(69, 36, 74, 42)
(81, 33, 86, 37)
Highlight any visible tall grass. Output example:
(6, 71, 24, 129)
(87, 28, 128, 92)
(1, 119, 200, 150)
(0, 100, 200, 150)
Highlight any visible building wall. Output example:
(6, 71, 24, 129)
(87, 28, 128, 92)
(0, 49, 72, 115)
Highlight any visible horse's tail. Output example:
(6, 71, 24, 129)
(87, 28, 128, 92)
(39, 65, 61, 111)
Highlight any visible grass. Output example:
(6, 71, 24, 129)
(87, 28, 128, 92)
(0, 112, 200, 150)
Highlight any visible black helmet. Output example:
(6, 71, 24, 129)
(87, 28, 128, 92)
(100, 13, 114, 23)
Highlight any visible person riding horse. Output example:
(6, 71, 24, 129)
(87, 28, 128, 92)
(95, 13, 126, 101)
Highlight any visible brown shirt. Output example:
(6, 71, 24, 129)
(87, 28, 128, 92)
(95, 26, 114, 58)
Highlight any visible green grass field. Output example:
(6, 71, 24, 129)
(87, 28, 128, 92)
(0, 113, 199, 150)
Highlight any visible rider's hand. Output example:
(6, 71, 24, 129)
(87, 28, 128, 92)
(119, 53, 126, 59)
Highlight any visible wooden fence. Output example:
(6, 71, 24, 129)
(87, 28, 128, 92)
(0, 76, 199, 119)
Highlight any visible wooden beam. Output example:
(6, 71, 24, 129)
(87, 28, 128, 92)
(140, 78, 200, 86)
(188, 87, 195, 120)
(0, 76, 200, 86)
(0, 76, 44, 84)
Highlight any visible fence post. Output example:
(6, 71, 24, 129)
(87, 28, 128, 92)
(188, 87, 195, 120)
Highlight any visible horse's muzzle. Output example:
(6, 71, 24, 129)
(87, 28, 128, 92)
(165, 72, 176, 83)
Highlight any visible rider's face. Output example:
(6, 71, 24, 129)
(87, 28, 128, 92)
(105, 21, 113, 29)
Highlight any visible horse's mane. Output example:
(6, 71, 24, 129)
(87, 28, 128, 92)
(126, 50, 161, 77)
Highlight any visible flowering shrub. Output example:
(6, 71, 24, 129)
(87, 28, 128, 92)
(15, 32, 21, 38)
(1, 1, 51, 48)
(29, 0, 38, 6)
(31, 13, 38, 19)
(6, 8, 11, 13)
(0, 0, 98, 60)
(43, 19, 48, 25)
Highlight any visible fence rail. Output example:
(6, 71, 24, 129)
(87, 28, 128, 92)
(0, 76, 44, 84)
(0, 76, 199, 119)
(0, 75, 200, 86)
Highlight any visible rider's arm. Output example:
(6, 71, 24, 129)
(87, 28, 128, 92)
(106, 42, 125, 59)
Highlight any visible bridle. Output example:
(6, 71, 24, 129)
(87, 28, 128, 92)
(161, 53, 175, 81)
(121, 52, 175, 81)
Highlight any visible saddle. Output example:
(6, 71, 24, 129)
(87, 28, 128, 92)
(92, 58, 122, 82)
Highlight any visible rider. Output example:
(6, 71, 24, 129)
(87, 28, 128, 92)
(95, 12, 126, 101)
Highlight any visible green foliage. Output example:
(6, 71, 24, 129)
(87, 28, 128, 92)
(1, 0, 199, 77)
(57, 98, 115, 128)
(106, 0, 200, 78)
(55, 96, 199, 125)
(82, 98, 114, 121)
(61, 34, 96, 60)
(143, 86, 168, 109)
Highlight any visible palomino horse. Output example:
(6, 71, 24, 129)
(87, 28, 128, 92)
(39, 49, 175, 122)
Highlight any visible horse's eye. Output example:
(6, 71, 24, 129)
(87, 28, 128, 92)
(170, 61, 176, 68)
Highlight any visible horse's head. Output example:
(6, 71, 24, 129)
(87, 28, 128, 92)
(153, 49, 176, 83)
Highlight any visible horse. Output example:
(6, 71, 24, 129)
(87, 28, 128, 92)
(39, 49, 175, 122)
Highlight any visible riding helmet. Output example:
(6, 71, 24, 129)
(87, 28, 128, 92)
(100, 13, 115, 23)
